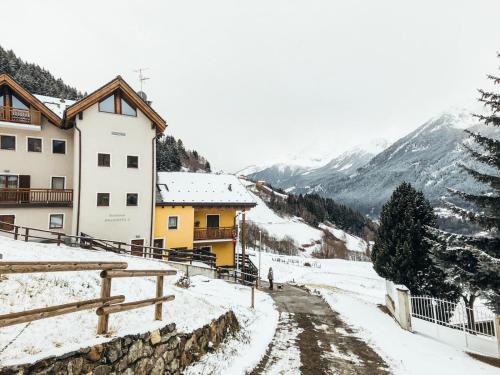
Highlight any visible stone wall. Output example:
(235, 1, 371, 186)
(0, 311, 239, 375)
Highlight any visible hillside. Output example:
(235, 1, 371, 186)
(247, 108, 498, 219)
(240, 179, 371, 259)
(0, 46, 82, 100)
(156, 135, 211, 172)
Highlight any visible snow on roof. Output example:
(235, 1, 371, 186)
(157, 172, 256, 206)
(34, 94, 76, 118)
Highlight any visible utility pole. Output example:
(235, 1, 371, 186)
(241, 209, 246, 283)
(258, 230, 262, 288)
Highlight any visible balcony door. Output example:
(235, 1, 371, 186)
(206, 214, 220, 228)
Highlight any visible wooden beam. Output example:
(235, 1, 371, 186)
(97, 277, 112, 334)
(155, 276, 164, 320)
(0, 261, 128, 274)
(96, 295, 175, 316)
(100, 269, 177, 278)
(0, 296, 124, 328)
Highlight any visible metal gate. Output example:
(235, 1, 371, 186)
(410, 296, 498, 358)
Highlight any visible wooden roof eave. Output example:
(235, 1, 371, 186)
(0, 74, 62, 126)
(63, 76, 167, 132)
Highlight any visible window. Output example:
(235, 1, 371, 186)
(51, 177, 65, 190)
(98, 95, 115, 113)
(97, 193, 110, 207)
(49, 214, 64, 229)
(0, 175, 18, 188)
(121, 98, 137, 116)
(98, 91, 137, 116)
(168, 216, 178, 230)
(207, 214, 220, 228)
(127, 155, 139, 168)
(52, 140, 66, 154)
(11, 94, 28, 110)
(0, 135, 15, 150)
(98, 153, 111, 167)
(27, 137, 42, 152)
(126, 193, 138, 206)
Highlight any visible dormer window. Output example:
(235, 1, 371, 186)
(98, 91, 137, 117)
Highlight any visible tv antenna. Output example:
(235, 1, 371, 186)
(134, 68, 150, 92)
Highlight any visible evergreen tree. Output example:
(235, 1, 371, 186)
(372, 182, 460, 300)
(432, 54, 500, 313)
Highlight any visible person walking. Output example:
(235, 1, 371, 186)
(268, 267, 274, 290)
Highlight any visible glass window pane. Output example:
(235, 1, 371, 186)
(49, 214, 64, 229)
(51, 177, 65, 189)
(127, 155, 138, 168)
(11, 94, 28, 110)
(98, 153, 111, 167)
(97, 193, 110, 206)
(1, 135, 16, 150)
(99, 95, 115, 113)
(7, 176, 18, 189)
(126, 193, 138, 206)
(121, 98, 136, 116)
(168, 216, 178, 230)
(27, 137, 42, 152)
(207, 215, 220, 228)
(52, 140, 66, 154)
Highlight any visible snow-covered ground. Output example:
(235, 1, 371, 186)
(248, 249, 498, 375)
(242, 184, 369, 255)
(0, 237, 276, 369)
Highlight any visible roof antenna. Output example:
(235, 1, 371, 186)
(134, 68, 150, 101)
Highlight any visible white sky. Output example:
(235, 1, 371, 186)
(4, 0, 500, 171)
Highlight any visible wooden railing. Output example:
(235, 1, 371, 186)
(0, 220, 218, 269)
(0, 188, 73, 206)
(194, 227, 235, 241)
(0, 261, 176, 335)
(0, 106, 41, 125)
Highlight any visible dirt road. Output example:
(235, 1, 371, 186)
(250, 283, 390, 375)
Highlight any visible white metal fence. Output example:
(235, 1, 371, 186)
(410, 295, 498, 358)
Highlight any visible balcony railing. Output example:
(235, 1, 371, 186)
(0, 106, 41, 126)
(194, 227, 235, 241)
(0, 189, 73, 206)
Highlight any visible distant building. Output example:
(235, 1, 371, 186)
(0, 74, 167, 248)
(154, 172, 256, 267)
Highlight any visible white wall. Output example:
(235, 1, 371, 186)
(0, 117, 74, 189)
(72, 104, 156, 246)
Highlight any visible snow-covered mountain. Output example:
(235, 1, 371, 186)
(245, 108, 497, 217)
(245, 138, 390, 193)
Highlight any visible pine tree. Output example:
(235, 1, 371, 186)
(372, 182, 460, 300)
(432, 54, 500, 314)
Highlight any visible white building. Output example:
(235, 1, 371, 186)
(0, 74, 167, 248)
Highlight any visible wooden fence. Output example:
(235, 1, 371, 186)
(0, 220, 216, 268)
(0, 261, 176, 335)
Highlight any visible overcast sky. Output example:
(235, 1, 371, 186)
(4, 1, 500, 171)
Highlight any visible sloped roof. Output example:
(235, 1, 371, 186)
(0, 74, 62, 126)
(34, 94, 76, 118)
(64, 76, 167, 132)
(156, 172, 256, 207)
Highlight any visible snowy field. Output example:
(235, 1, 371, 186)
(248, 249, 498, 375)
(0, 237, 276, 369)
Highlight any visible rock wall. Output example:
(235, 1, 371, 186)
(0, 310, 239, 375)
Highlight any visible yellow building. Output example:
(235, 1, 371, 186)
(154, 172, 256, 267)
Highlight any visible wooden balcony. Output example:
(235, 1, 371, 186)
(193, 227, 235, 241)
(0, 106, 41, 126)
(0, 189, 73, 207)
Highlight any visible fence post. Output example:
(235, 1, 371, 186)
(24, 228, 29, 242)
(495, 315, 500, 358)
(396, 286, 412, 331)
(97, 277, 112, 334)
(57, 233, 62, 246)
(155, 276, 164, 320)
(251, 286, 255, 309)
(431, 297, 439, 338)
(14, 226, 18, 241)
